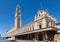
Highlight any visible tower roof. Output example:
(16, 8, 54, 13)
(15, 4, 21, 17)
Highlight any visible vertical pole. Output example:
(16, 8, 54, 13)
(40, 0, 43, 10)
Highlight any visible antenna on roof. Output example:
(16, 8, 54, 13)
(17, 0, 21, 5)
(40, 0, 42, 10)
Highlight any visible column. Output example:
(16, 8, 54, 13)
(34, 33, 39, 40)
(45, 32, 48, 40)
(43, 32, 45, 40)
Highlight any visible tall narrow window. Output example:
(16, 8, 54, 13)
(28, 28, 29, 31)
(26, 28, 27, 32)
(30, 27, 31, 31)
(47, 22, 48, 27)
(32, 26, 34, 31)
(39, 25, 41, 29)
(47, 21, 49, 27)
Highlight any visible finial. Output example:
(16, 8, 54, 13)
(16, 4, 20, 8)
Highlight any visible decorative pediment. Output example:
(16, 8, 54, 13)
(37, 10, 48, 17)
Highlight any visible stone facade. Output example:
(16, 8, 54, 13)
(6, 5, 59, 40)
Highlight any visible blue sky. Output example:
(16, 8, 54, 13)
(0, 0, 60, 37)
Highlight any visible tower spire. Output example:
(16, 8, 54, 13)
(14, 4, 21, 29)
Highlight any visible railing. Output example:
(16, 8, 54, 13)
(0, 40, 59, 42)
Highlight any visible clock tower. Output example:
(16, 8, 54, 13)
(14, 4, 21, 29)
